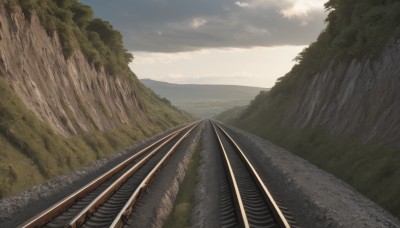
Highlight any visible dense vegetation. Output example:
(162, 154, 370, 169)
(5, 0, 132, 75)
(272, 0, 400, 96)
(224, 0, 400, 218)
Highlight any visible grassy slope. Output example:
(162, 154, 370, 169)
(141, 79, 267, 118)
(234, 100, 400, 217)
(0, 1, 191, 197)
(215, 105, 247, 123)
(228, 0, 400, 218)
(0, 77, 188, 198)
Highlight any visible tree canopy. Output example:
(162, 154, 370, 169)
(271, 0, 400, 96)
(5, 0, 133, 75)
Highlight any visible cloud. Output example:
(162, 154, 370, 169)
(235, 2, 251, 8)
(130, 46, 306, 87)
(81, 0, 327, 52)
(132, 52, 193, 65)
(280, 0, 325, 19)
(245, 26, 270, 36)
(191, 17, 207, 28)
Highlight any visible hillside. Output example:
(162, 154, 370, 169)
(141, 79, 267, 118)
(226, 0, 400, 218)
(0, 1, 189, 197)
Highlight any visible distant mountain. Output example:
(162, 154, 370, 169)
(141, 79, 268, 118)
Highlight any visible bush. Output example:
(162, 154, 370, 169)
(5, 0, 19, 13)
(274, 0, 400, 97)
(56, 22, 76, 58)
(11, 0, 132, 75)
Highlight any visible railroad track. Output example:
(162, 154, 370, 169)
(18, 121, 200, 228)
(212, 121, 296, 228)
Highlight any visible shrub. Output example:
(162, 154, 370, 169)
(4, 0, 19, 13)
(272, 0, 400, 97)
(10, 0, 133, 75)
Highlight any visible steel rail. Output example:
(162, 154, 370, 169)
(215, 122, 291, 228)
(109, 122, 200, 228)
(67, 129, 183, 227)
(212, 123, 250, 228)
(18, 123, 195, 228)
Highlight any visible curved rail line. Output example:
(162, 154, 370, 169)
(212, 121, 293, 228)
(18, 121, 199, 228)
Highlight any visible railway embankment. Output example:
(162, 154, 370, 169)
(0, 123, 188, 227)
(220, 124, 400, 227)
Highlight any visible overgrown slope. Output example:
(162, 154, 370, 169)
(228, 0, 400, 218)
(0, 1, 190, 197)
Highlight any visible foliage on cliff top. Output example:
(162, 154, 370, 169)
(271, 0, 400, 96)
(5, 0, 132, 75)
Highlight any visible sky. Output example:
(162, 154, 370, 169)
(81, 0, 328, 88)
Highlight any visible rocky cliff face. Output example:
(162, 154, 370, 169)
(278, 40, 400, 146)
(232, 40, 400, 218)
(0, 2, 188, 198)
(0, 3, 152, 136)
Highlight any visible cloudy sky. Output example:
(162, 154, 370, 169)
(81, 0, 328, 87)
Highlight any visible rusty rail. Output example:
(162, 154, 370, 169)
(18, 122, 197, 228)
(109, 122, 200, 228)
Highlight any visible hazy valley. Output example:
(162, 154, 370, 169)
(141, 79, 267, 118)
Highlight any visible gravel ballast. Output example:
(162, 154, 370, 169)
(222, 123, 400, 227)
(192, 120, 400, 227)
(192, 121, 223, 228)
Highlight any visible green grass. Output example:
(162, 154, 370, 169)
(215, 105, 247, 123)
(164, 138, 202, 228)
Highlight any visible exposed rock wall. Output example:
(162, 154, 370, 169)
(279, 40, 400, 145)
(0, 3, 149, 136)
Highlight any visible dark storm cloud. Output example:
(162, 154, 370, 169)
(80, 0, 327, 52)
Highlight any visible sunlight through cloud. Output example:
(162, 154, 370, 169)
(191, 17, 207, 28)
(280, 0, 325, 19)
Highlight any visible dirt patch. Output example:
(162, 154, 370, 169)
(126, 123, 203, 228)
